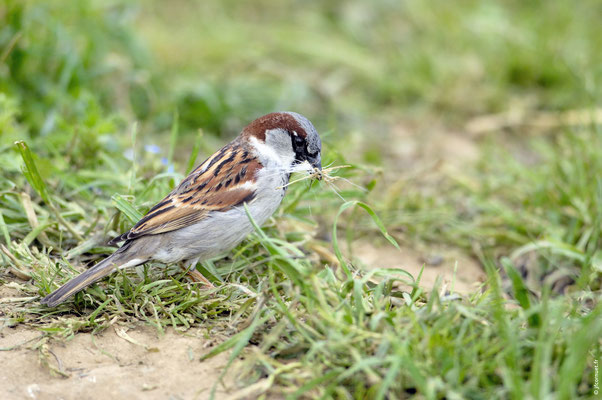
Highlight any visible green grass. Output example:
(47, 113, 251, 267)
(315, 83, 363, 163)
(1, 0, 601, 398)
(378, 129, 602, 293)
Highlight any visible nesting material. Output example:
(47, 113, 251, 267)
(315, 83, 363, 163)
(277, 165, 351, 189)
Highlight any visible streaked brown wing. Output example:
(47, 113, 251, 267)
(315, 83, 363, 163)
(113, 141, 262, 242)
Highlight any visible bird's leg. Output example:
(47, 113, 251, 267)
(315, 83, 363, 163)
(181, 260, 214, 288)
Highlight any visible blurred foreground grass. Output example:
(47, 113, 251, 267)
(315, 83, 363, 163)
(1, 0, 601, 398)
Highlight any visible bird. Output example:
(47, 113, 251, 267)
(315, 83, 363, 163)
(41, 111, 322, 307)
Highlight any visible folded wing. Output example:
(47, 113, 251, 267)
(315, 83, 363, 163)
(110, 141, 262, 243)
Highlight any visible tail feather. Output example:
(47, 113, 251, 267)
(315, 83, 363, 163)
(41, 252, 143, 307)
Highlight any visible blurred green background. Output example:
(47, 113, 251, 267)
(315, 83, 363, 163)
(3, 0, 600, 140)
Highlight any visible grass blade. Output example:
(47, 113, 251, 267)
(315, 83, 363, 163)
(168, 109, 179, 166)
(186, 129, 203, 174)
(501, 257, 540, 327)
(111, 194, 143, 223)
(333, 201, 400, 278)
(15, 140, 50, 203)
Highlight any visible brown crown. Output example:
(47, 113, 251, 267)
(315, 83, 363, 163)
(241, 112, 306, 142)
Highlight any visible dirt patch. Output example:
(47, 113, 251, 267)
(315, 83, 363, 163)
(353, 241, 486, 294)
(387, 122, 480, 169)
(355, 121, 487, 294)
(0, 323, 232, 400)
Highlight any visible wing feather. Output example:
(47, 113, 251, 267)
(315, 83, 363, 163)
(113, 141, 261, 242)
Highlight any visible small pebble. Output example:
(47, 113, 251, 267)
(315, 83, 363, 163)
(424, 254, 444, 266)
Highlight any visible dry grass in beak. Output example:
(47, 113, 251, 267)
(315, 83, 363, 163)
(277, 165, 351, 190)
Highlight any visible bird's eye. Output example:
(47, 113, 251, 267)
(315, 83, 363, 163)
(306, 147, 318, 158)
(294, 136, 304, 145)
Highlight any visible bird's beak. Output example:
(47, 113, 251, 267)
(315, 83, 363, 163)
(308, 155, 322, 180)
(309, 155, 322, 172)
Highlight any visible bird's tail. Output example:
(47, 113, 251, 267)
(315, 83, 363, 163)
(40, 250, 143, 307)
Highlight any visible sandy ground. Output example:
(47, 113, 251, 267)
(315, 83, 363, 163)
(0, 323, 234, 400)
(354, 241, 486, 295)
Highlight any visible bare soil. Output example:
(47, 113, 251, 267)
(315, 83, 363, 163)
(0, 324, 232, 400)
(354, 241, 486, 295)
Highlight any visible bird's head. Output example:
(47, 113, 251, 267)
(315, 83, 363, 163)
(242, 111, 322, 173)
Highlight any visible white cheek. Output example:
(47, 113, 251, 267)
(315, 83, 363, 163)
(290, 160, 313, 173)
(250, 134, 295, 168)
(250, 136, 279, 161)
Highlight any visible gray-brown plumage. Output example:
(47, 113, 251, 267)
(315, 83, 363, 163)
(40, 112, 321, 307)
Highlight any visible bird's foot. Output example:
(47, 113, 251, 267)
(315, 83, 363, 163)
(183, 266, 214, 288)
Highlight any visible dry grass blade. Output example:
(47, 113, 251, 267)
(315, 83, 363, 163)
(276, 165, 351, 190)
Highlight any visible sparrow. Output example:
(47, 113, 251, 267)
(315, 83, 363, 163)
(41, 112, 322, 307)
